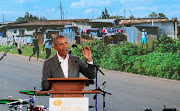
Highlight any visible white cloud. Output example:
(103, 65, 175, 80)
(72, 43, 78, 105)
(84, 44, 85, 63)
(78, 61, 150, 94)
(70, 0, 112, 8)
(16, 0, 36, 4)
(120, 0, 154, 4)
(47, 8, 56, 12)
(84, 9, 93, 15)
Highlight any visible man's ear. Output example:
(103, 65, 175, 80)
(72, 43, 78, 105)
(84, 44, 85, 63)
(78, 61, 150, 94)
(53, 45, 57, 50)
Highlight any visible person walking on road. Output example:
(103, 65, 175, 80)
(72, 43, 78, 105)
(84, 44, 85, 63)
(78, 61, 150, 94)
(43, 33, 53, 59)
(29, 33, 39, 62)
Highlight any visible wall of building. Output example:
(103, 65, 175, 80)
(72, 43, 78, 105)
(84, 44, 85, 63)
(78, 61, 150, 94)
(126, 27, 137, 44)
(73, 22, 91, 29)
(131, 21, 177, 39)
(6, 28, 35, 37)
(6, 29, 20, 37)
(136, 26, 158, 45)
(126, 26, 158, 45)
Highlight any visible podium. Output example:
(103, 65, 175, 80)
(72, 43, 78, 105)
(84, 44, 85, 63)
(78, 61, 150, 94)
(36, 78, 99, 98)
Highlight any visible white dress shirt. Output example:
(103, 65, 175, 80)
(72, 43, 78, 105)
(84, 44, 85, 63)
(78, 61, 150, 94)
(57, 52, 69, 78)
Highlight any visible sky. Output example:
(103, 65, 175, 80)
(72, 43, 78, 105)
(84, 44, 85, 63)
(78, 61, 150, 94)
(0, 0, 180, 22)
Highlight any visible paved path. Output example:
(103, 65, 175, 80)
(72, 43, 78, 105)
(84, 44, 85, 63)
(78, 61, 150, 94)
(0, 53, 180, 111)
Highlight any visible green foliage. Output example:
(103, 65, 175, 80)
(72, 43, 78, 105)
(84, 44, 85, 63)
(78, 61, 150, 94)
(71, 35, 180, 80)
(16, 12, 47, 21)
(148, 12, 158, 18)
(0, 34, 179, 80)
(109, 15, 124, 19)
(97, 7, 110, 19)
(71, 39, 107, 66)
(158, 13, 166, 18)
(148, 12, 166, 18)
(149, 34, 180, 53)
(128, 15, 135, 19)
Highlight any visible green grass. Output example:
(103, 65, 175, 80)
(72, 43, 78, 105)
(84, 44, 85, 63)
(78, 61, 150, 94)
(0, 45, 57, 59)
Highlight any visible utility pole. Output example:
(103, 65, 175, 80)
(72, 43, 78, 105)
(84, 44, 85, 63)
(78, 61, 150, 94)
(60, 2, 62, 20)
(123, 7, 125, 19)
(3, 14, 4, 22)
(63, 10, 64, 20)
(92, 10, 93, 19)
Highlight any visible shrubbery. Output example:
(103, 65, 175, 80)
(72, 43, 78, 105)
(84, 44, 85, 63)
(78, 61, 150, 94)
(72, 35, 180, 80)
(1, 35, 179, 80)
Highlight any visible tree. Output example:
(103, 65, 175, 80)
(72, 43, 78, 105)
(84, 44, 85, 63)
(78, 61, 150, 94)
(148, 12, 167, 19)
(158, 13, 166, 18)
(16, 12, 47, 21)
(39, 16, 47, 21)
(99, 7, 110, 19)
(109, 15, 124, 19)
(128, 15, 135, 19)
(148, 12, 158, 18)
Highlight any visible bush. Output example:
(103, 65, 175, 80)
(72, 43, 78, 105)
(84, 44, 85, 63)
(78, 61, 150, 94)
(72, 39, 107, 66)
(150, 34, 180, 53)
(1, 34, 179, 80)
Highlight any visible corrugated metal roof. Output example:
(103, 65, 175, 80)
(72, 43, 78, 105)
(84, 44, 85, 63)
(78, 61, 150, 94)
(89, 19, 116, 23)
(120, 18, 177, 25)
(8, 19, 89, 27)
(0, 25, 7, 28)
(9, 21, 72, 27)
(0, 21, 15, 25)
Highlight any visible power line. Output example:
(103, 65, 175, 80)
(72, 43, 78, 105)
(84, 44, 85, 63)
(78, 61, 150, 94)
(110, 7, 113, 18)
(47, 6, 59, 19)
(60, 2, 62, 20)
(124, 3, 133, 18)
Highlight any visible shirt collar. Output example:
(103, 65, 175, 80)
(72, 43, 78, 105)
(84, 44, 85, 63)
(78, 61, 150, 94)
(57, 52, 69, 62)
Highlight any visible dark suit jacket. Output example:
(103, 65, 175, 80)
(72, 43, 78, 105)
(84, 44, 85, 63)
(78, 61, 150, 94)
(41, 54, 95, 90)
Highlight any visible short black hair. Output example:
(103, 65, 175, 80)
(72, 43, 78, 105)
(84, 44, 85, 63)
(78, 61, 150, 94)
(53, 35, 66, 45)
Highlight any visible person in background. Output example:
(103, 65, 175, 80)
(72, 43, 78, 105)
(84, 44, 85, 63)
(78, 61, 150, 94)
(43, 33, 53, 59)
(41, 35, 95, 91)
(29, 33, 39, 62)
(142, 29, 147, 48)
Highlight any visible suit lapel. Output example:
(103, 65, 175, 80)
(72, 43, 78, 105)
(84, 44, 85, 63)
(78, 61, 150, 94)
(52, 54, 65, 78)
(68, 55, 75, 78)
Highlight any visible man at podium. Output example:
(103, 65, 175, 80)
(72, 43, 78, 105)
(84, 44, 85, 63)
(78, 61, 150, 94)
(41, 35, 95, 91)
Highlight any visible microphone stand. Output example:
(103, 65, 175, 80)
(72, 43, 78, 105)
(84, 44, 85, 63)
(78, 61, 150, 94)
(94, 65, 105, 111)
(100, 82, 111, 111)
(0, 42, 22, 60)
(0, 43, 16, 60)
(93, 81, 111, 111)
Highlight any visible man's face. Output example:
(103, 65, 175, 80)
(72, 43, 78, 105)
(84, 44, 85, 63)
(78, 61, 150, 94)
(53, 37, 68, 58)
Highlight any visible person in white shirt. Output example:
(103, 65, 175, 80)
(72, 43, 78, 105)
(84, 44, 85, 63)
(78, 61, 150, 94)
(142, 29, 147, 47)
(41, 35, 95, 91)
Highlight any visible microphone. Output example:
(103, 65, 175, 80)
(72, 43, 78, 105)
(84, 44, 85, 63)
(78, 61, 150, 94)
(99, 81, 106, 90)
(102, 81, 106, 86)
